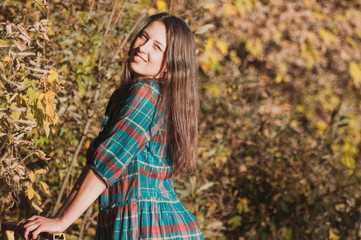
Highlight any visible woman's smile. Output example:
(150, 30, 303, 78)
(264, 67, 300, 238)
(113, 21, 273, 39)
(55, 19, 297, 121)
(133, 52, 147, 63)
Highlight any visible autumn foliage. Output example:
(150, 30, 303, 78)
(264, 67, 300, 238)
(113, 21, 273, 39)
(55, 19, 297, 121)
(1, 0, 361, 239)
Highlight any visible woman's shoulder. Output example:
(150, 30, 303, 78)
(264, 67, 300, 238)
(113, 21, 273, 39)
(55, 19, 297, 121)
(131, 79, 160, 94)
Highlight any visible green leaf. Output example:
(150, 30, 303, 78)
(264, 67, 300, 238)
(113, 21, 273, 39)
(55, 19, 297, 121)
(196, 182, 215, 194)
(227, 215, 242, 228)
(27, 87, 36, 104)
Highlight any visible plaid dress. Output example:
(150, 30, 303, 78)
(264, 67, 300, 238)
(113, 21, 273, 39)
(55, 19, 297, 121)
(86, 80, 203, 239)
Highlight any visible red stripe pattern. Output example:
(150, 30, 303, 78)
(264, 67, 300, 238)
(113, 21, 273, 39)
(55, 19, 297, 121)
(87, 80, 203, 239)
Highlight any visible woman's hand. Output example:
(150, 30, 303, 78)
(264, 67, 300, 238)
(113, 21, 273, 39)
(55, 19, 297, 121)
(16, 166, 105, 240)
(17, 215, 65, 240)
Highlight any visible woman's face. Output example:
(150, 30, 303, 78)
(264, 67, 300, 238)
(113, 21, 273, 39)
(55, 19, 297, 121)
(130, 21, 167, 79)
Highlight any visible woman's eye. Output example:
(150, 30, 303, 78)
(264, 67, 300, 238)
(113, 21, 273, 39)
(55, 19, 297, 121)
(155, 45, 162, 51)
(139, 33, 147, 39)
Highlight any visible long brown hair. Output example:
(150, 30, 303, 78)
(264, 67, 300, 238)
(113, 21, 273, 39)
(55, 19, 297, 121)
(120, 13, 198, 172)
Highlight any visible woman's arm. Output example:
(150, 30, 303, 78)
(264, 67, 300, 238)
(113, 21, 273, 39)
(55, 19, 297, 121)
(54, 165, 92, 219)
(18, 165, 106, 240)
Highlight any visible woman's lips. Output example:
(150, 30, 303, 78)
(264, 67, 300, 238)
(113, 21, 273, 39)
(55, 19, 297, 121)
(134, 53, 146, 63)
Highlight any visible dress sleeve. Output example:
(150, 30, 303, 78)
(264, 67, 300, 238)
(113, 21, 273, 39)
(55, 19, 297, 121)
(88, 80, 160, 187)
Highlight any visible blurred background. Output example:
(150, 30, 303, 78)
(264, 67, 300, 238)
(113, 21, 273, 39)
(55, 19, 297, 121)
(1, 0, 361, 239)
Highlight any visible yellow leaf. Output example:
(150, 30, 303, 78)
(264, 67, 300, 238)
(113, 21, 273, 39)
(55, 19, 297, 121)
(47, 69, 58, 84)
(223, 3, 237, 16)
(44, 120, 50, 137)
(89, 228, 96, 236)
(341, 154, 355, 170)
(39, 181, 51, 196)
(203, 3, 216, 11)
(290, 120, 298, 128)
(245, 38, 263, 60)
(313, 11, 324, 21)
(274, 74, 283, 83)
(342, 141, 358, 155)
(0, 39, 7, 46)
(229, 50, 241, 64)
(275, 152, 282, 158)
(216, 40, 228, 55)
(205, 38, 214, 53)
(12, 111, 21, 121)
(35, 168, 49, 174)
(26, 108, 33, 120)
(2, 56, 12, 62)
(37, 92, 45, 101)
(148, 8, 156, 16)
(316, 121, 328, 134)
(209, 54, 222, 70)
(85, 139, 91, 149)
(204, 83, 221, 97)
(273, 30, 282, 42)
(31, 201, 43, 213)
(235, 0, 253, 11)
(329, 228, 340, 240)
(296, 105, 304, 113)
(74, 218, 83, 225)
(27, 87, 36, 104)
(5, 230, 15, 240)
(26, 185, 35, 200)
(319, 29, 339, 44)
(44, 92, 56, 118)
(303, 0, 312, 9)
(28, 171, 36, 182)
(53, 111, 59, 124)
(156, 0, 168, 12)
(349, 61, 361, 88)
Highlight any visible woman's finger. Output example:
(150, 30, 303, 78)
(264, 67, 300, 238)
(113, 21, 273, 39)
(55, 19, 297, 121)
(31, 224, 44, 240)
(23, 223, 40, 240)
(17, 220, 25, 226)
(27, 215, 39, 221)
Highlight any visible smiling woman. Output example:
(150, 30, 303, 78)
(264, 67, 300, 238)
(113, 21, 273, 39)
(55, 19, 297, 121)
(130, 21, 167, 79)
(17, 12, 203, 240)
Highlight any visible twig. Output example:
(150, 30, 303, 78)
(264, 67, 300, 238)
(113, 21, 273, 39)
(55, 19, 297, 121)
(15, 119, 37, 126)
(113, 0, 127, 27)
(10, 107, 27, 112)
(98, 0, 120, 71)
(1, 74, 20, 87)
(52, 117, 92, 216)
(0, 152, 9, 163)
(111, 13, 146, 63)
(9, 92, 19, 103)
(25, 67, 49, 73)
(79, 205, 93, 240)
(20, 152, 34, 163)
(52, 89, 100, 216)
(86, 0, 96, 22)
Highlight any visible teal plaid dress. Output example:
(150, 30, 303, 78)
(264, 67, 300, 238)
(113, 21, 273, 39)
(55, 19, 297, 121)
(86, 79, 203, 239)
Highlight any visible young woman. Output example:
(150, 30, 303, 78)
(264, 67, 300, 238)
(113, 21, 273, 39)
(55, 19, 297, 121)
(18, 12, 203, 239)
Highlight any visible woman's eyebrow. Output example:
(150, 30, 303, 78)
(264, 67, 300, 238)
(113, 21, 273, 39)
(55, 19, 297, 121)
(142, 30, 149, 37)
(143, 30, 166, 49)
(154, 40, 166, 49)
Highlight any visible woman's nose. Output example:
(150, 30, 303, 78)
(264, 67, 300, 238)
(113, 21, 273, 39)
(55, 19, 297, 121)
(139, 40, 152, 53)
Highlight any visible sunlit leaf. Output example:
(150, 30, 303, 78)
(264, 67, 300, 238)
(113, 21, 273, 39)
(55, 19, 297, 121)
(319, 29, 339, 44)
(216, 40, 228, 55)
(39, 181, 51, 196)
(349, 61, 361, 88)
(196, 182, 215, 194)
(156, 0, 168, 12)
(47, 69, 58, 85)
(26, 185, 35, 200)
(34, 150, 51, 160)
(28, 171, 36, 183)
